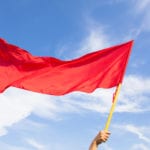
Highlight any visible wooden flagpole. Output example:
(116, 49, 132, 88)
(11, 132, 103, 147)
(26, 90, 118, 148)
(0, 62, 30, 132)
(104, 83, 122, 131)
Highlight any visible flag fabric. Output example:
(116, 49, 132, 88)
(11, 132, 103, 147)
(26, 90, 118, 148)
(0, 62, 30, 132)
(0, 38, 133, 95)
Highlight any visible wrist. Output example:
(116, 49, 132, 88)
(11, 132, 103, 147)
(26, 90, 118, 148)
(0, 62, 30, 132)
(89, 141, 97, 150)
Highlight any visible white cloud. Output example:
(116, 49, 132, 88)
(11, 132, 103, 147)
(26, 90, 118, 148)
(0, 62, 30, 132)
(134, 0, 150, 13)
(0, 74, 149, 137)
(0, 127, 7, 136)
(63, 75, 150, 113)
(0, 19, 149, 137)
(0, 88, 62, 136)
(79, 25, 110, 54)
(125, 125, 150, 143)
(132, 0, 150, 33)
(121, 0, 150, 39)
(53, 24, 112, 63)
(25, 138, 45, 150)
(113, 123, 150, 150)
(58, 19, 112, 59)
(113, 124, 150, 143)
(116, 75, 150, 112)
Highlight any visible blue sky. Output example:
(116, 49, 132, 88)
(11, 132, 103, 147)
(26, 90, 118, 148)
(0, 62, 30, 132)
(0, 0, 150, 150)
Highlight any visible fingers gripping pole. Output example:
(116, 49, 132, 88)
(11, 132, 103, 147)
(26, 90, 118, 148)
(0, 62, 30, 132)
(104, 83, 122, 131)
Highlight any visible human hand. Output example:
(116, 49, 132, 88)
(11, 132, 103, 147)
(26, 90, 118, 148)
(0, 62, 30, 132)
(94, 130, 110, 145)
(89, 130, 111, 150)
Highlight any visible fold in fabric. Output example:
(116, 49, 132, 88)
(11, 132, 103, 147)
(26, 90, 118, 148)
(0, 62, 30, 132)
(0, 38, 133, 95)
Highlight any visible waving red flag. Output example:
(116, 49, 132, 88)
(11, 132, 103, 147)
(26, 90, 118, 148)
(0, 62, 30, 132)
(0, 38, 133, 95)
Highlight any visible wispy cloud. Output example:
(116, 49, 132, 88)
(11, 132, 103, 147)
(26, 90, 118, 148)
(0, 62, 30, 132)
(0, 18, 149, 138)
(113, 124, 150, 143)
(0, 89, 61, 136)
(115, 0, 150, 39)
(57, 19, 112, 60)
(79, 23, 110, 54)
(131, 0, 150, 35)
(133, 0, 150, 13)
(137, 0, 150, 31)
(25, 138, 45, 150)
(63, 75, 150, 114)
(116, 75, 150, 112)
(112, 123, 150, 150)
(0, 74, 149, 137)
(125, 125, 150, 143)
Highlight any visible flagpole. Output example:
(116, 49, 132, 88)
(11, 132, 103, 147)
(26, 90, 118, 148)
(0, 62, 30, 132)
(104, 83, 122, 131)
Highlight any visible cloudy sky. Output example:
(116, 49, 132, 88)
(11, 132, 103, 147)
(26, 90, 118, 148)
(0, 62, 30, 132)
(0, 0, 150, 150)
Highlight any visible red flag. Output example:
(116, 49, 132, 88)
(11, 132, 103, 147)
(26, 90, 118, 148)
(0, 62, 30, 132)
(0, 38, 133, 95)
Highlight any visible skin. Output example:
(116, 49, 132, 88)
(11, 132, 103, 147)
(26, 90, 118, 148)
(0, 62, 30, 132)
(89, 130, 110, 150)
